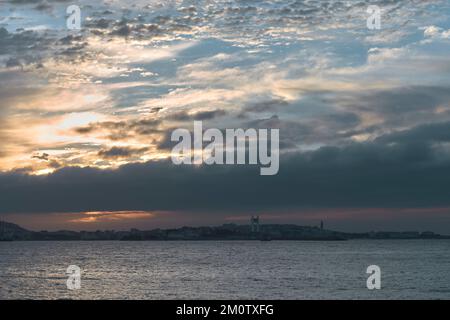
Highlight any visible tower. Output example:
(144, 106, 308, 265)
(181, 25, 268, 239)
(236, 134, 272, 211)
(250, 216, 260, 233)
(320, 220, 324, 230)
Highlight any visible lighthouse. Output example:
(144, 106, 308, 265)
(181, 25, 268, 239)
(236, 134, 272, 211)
(250, 216, 260, 233)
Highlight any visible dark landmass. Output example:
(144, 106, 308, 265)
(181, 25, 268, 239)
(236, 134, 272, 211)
(1, 220, 449, 241)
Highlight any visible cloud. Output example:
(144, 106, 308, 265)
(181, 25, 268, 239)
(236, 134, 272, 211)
(423, 25, 450, 39)
(74, 118, 162, 140)
(165, 109, 227, 121)
(98, 146, 149, 159)
(71, 211, 155, 223)
(243, 99, 289, 114)
(3, 120, 450, 216)
(32, 153, 50, 161)
(376, 121, 450, 144)
(336, 85, 450, 130)
(0, 27, 51, 66)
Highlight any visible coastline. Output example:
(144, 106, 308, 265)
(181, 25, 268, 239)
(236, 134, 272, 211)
(1, 221, 449, 241)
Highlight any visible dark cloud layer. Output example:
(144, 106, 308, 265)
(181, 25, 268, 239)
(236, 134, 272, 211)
(2, 122, 450, 215)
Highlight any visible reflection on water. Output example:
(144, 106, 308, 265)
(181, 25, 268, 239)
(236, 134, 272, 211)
(0, 240, 449, 299)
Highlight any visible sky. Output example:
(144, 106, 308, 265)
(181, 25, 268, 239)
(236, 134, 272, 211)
(1, 0, 450, 232)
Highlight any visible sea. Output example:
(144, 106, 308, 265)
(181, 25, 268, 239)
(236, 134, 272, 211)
(0, 240, 449, 300)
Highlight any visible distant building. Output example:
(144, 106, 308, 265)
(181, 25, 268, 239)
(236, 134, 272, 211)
(320, 220, 324, 230)
(250, 216, 260, 233)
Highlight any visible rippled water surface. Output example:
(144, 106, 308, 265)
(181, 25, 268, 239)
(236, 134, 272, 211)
(1, 240, 449, 299)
